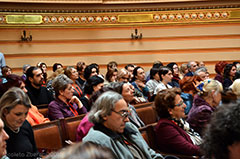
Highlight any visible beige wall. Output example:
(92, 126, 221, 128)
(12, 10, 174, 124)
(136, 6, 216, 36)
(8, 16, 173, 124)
(0, 23, 239, 77)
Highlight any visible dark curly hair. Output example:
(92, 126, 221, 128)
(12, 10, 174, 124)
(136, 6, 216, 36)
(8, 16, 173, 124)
(154, 88, 181, 118)
(201, 102, 240, 159)
(84, 64, 99, 80)
(223, 64, 235, 80)
(84, 75, 104, 95)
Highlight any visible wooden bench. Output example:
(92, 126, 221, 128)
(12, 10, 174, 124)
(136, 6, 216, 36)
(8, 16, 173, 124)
(32, 114, 86, 154)
(135, 102, 158, 125)
(32, 119, 67, 153)
(63, 114, 85, 142)
(35, 104, 49, 118)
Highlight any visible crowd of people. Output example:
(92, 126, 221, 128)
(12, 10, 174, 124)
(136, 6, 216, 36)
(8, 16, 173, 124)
(0, 59, 240, 159)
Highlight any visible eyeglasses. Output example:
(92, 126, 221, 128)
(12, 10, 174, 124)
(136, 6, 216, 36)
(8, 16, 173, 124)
(175, 100, 185, 107)
(112, 109, 130, 119)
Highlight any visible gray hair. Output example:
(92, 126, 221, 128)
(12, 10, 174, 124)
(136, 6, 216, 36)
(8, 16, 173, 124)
(187, 61, 194, 69)
(88, 91, 123, 124)
(0, 87, 31, 120)
(52, 74, 73, 97)
(194, 66, 208, 76)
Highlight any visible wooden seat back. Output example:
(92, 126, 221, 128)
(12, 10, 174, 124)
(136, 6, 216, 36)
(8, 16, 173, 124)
(32, 119, 66, 152)
(135, 103, 158, 125)
(63, 114, 86, 142)
(38, 108, 48, 118)
(139, 122, 158, 150)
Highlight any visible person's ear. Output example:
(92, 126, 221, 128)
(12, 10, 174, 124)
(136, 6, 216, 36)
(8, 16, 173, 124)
(29, 77, 34, 83)
(168, 108, 173, 115)
(3, 109, 9, 116)
(59, 90, 64, 96)
(161, 74, 164, 79)
(102, 115, 108, 121)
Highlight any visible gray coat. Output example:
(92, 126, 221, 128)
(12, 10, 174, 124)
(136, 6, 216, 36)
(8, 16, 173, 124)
(83, 122, 163, 159)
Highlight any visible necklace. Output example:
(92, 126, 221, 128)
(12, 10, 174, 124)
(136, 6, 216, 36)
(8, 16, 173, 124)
(9, 127, 20, 134)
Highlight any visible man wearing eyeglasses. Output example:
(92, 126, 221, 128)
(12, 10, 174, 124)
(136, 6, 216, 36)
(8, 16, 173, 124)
(185, 61, 199, 77)
(83, 91, 164, 159)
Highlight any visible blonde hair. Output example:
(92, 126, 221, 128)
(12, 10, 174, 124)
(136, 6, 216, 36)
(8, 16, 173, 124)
(180, 63, 188, 75)
(117, 68, 130, 80)
(47, 68, 64, 83)
(0, 87, 31, 120)
(230, 79, 240, 96)
(197, 79, 223, 97)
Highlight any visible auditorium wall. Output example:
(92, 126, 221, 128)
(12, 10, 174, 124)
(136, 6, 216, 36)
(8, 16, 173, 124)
(0, 0, 239, 77)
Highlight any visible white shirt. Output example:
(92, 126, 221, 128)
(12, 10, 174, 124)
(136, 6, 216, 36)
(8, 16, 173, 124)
(154, 81, 172, 94)
(146, 79, 160, 96)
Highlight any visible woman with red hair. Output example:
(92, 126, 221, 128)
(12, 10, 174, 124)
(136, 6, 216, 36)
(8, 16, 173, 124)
(214, 61, 228, 84)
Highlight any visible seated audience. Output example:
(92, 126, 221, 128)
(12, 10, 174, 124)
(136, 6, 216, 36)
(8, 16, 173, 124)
(201, 102, 240, 159)
(233, 70, 240, 81)
(145, 61, 163, 82)
(84, 64, 99, 81)
(230, 79, 240, 100)
(233, 61, 240, 68)
(179, 63, 189, 77)
(117, 68, 130, 82)
(214, 61, 228, 84)
(107, 61, 118, 71)
(179, 76, 201, 114)
(2, 66, 12, 77)
(194, 67, 209, 81)
(155, 88, 201, 156)
(197, 61, 205, 67)
(0, 118, 9, 159)
(124, 64, 135, 81)
(0, 87, 39, 159)
(0, 74, 49, 125)
(187, 79, 223, 136)
(37, 62, 48, 86)
(46, 68, 64, 96)
(76, 87, 109, 142)
(0, 66, 12, 84)
(154, 66, 173, 95)
(82, 75, 104, 111)
(131, 66, 150, 100)
(146, 68, 160, 98)
(109, 82, 145, 128)
(52, 63, 63, 72)
(76, 82, 145, 141)
(25, 66, 54, 106)
(105, 68, 118, 84)
(167, 62, 180, 88)
(83, 91, 164, 159)
(76, 61, 86, 87)
(185, 61, 198, 77)
(45, 142, 114, 159)
(21, 64, 30, 81)
(48, 74, 87, 121)
(64, 66, 84, 99)
(223, 64, 237, 90)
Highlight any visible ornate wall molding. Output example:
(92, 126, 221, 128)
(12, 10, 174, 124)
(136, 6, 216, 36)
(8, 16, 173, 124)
(0, 0, 240, 27)
(0, 0, 220, 4)
(0, 8, 240, 27)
